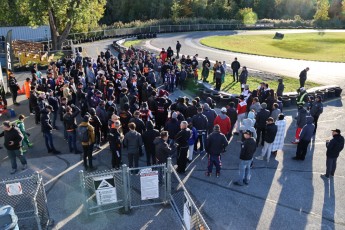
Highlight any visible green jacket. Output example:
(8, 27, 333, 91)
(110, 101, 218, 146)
(16, 120, 28, 138)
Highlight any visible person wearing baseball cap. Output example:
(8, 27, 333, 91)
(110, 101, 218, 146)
(214, 107, 231, 140)
(0, 121, 28, 174)
(234, 130, 257, 186)
(321, 129, 344, 179)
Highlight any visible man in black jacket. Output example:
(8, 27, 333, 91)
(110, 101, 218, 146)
(205, 125, 228, 177)
(231, 57, 241, 82)
(108, 120, 123, 169)
(129, 111, 146, 135)
(310, 95, 323, 135)
(154, 131, 172, 164)
(41, 105, 60, 154)
(255, 103, 270, 146)
(1, 121, 27, 174)
(143, 121, 160, 166)
(234, 130, 256, 185)
(175, 121, 191, 173)
(293, 116, 314, 161)
(255, 117, 277, 163)
(192, 107, 208, 154)
(63, 105, 81, 154)
(321, 129, 344, 179)
(299, 67, 309, 87)
(226, 102, 237, 138)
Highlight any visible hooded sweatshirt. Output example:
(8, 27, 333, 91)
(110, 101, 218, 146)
(299, 116, 315, 141)
(240, 118, 257, 139)
(214, 113, 231, 135)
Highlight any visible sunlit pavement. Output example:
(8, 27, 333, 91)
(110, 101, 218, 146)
(1, 36, 344, 229)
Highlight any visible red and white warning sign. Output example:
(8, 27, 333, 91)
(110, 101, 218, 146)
(6, 182, 23, 196)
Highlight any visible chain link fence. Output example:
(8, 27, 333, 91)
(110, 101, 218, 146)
(79, 159, 210, 229)
(0, 172, 52, 230)
(168, 161, 210, 230)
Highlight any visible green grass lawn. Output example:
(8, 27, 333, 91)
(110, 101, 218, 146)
(191, 70, 320, 95)
(200, 32, 345, 62)
(123, 39, 145, 48)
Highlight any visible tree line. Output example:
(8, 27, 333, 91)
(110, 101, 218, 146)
(0, 0, 345, 50)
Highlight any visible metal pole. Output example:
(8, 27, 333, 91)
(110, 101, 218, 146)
(122, 164, 130, 212)
(166, 158, 172, 202)
(79, 170, 88, 216)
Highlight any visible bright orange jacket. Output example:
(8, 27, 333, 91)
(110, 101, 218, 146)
(24, 81, 31, 99)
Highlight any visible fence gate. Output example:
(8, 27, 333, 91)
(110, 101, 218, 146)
(0, 172, 52, 230)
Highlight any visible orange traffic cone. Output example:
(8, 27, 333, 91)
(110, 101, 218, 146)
(18, 85, 25, 94)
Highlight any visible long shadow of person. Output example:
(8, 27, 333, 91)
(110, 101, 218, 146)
(321, 178, 335, 229)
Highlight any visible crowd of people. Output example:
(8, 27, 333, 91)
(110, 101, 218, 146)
(0, 42, 343, 183)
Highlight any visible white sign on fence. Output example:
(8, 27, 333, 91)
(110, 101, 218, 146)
(93, 176, 117, 206)
(140, 169, 159, 200)
(183, 192, 192, 230)
(6, 182, 23, 196)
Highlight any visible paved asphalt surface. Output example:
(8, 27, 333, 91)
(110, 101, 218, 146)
(144, 29, 345, 87)
(0, 31, 345, 229)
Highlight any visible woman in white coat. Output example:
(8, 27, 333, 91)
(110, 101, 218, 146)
(272, 114, 286, 154)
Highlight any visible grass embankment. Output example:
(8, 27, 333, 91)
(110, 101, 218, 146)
(200, 32, 345, 62)
(123, 39, 145, 48)
(191, 70, 320, 95)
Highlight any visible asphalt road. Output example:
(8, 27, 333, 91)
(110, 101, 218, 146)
(143, 29, 345, 87)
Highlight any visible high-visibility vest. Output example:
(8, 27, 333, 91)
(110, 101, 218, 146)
(297, 92, 307, 105)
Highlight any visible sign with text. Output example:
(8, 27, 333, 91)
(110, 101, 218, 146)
(93, 175, 117, 206)
(140, 169, 159, 200)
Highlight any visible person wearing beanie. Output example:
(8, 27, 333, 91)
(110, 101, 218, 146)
(89, 108, 102, 150)
(271, 114, 287, 155)
(205, 124, 228, 177)
(310, 95, 323, 135)
(214, 107, 231, 139)
(79, 114, 96, 171)
(255, 102, 270, 146)
(0, 121, 27, 174)
(234, 130, 257, 186)
(143, 121, 161, 166)
(202, 103, 217, 134)
(108, 120, 123, 170)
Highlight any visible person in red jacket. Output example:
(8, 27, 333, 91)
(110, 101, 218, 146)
(214, 107, 231, 139)
(234, 95, 247, 135)
(160, 48, 168, 62)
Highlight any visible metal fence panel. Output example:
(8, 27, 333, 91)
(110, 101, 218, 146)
(80, 169, 124, 215)
(0, 173, 51, 230)
(169, 162, 210, 230)
(128, 164, 167, 208)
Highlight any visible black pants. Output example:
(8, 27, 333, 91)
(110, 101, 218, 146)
(145, 146, 156, 166)
(295, 140, 310, 160)
(10, 89, 18, 103)
(177, 146, 188, 173)
(313, 115, 319, 134)
(256, 127, 266, 146)
(194, 133, 205, 152)
(111, 148, 122, 169)
(299, 78, 306, 88)
(326, 157, 337, 177)
(128, 153, 139, 169)
(215, 78, 221, 91)
(233, 70, 239, 81)
(82, 144, 93, 169)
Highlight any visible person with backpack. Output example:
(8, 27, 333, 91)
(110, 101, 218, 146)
(0, 121, 28, 174)
(79, 114, 96, 171)
(108, 120, 123, 170)
(63, 105, 82, 154)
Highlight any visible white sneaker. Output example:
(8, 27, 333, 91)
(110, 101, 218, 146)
(255, 156, 264, 160)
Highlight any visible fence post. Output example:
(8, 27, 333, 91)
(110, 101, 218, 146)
(122, 164, 130, 212)
(166, 158, 172, 203)
(79, 170, 88, 216)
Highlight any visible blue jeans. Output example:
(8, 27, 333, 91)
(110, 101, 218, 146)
(52, 111, 58, 128)
(7, 149, 27, 169)
(207, 154, 221, 173)
(43, 132, 56, 152)
(67, 130, 77, 152)
(237, 159, 252, 185)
